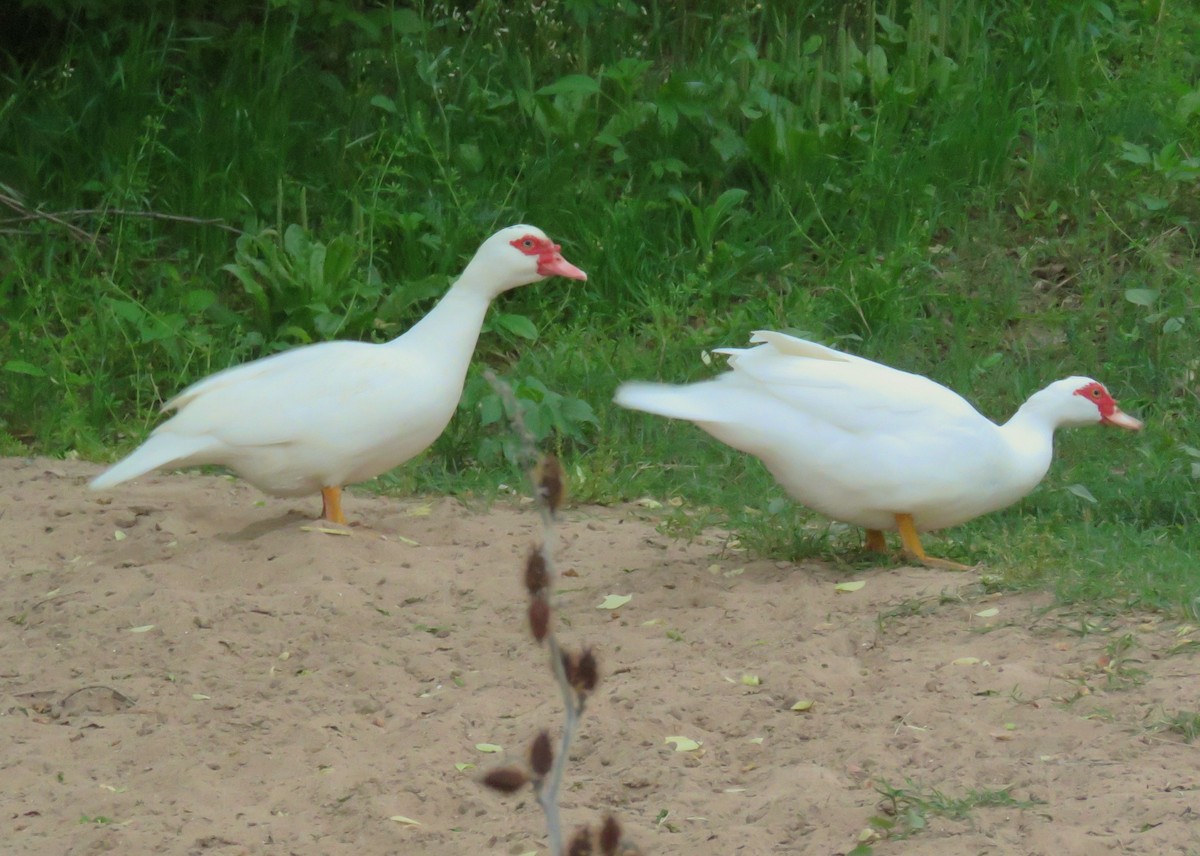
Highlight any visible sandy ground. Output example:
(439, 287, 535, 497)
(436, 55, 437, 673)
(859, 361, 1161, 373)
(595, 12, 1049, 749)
(2, 455, 1199, 855)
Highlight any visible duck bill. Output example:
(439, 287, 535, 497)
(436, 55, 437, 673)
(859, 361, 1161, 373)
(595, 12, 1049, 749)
(537, 252, 587, 281)
(1103, 408, 1143, 431)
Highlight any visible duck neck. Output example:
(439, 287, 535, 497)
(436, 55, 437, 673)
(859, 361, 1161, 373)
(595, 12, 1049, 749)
(998, 396, 1061, 484)
(386, 262, 501, 380)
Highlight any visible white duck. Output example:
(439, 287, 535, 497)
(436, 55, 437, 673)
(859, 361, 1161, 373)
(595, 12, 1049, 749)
(90, 225, 587, 523)
(615, 330, 1142, 569)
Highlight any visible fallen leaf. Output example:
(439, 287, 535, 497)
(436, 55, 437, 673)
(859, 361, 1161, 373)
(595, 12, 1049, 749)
(128, 625, 155, 633)
(113, 530, 127, 541)
(388, 815, 421, 826)
(454, 763, 474, 772)
(192, 693, 210, 700)
(791, 699, 814, 712)
(299, 525, 351, 536)
(636, 497, 662, 509)
(952, 657, 981, 666)
(834, 581, 865, 593)
(974, 608, 1000, 618)
(474, 743, 503, 753)
(598, 594, 632, 610)
(741, 675, 761, 686)
(406, 504, 432, 517)
(665, 736, 701, 752)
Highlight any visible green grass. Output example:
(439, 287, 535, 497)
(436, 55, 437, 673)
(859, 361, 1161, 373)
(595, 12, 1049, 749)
(2, 0, 1199, 613)
(852, 777, 1043, 852)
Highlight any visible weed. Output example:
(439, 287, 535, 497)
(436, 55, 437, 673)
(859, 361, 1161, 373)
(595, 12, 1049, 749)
(862, 777, 1042, 847)
(1155, 710, 1200, 744)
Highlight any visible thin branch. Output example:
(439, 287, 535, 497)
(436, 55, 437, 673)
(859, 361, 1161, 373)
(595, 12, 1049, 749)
(0, 188, 97, 244)
(0, 207, 244, 235)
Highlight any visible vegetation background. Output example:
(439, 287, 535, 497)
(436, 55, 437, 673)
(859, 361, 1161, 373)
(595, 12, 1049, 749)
(2, 0, 1197, 610)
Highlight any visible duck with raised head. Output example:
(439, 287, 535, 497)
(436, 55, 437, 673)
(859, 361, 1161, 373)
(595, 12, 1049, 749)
(615, 330, 1142, 569)
(91, 225, 587, 524)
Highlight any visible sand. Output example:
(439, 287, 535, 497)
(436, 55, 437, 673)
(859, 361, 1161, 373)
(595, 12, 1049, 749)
(2, 455, 1198, 855)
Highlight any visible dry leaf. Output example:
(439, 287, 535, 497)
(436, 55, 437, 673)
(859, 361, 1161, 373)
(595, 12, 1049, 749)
(598, 594, 633, 610)
(665, 736, 701, 752)
(834, 581, 865, 593)
(299, 525, 351, 536)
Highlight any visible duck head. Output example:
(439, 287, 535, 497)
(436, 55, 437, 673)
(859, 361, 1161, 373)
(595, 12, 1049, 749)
(1040, 376, 1143, 430)
(465, 225, 588, 295)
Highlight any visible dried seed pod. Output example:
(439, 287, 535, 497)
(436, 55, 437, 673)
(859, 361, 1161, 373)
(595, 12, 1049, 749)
(480, 766, 529, 794)
(529, 729, 553, 777)
(575, 647, 599, 693)
(524, 545, 549, 595)
(528, 596, 551, 643)
(599, 815, 621, 855)
(560, 650, 577, 685)
(535, 454, 565, 514)
(567, 825, 594, 856)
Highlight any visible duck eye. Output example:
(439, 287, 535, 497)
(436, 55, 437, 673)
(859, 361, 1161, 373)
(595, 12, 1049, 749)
(1091, 388, 1101, 398)
(522, 238, 534, 248)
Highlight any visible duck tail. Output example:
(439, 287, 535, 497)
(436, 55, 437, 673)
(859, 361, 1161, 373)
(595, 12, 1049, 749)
(89, 433, 213, 490)
(614, 380, 733, 423)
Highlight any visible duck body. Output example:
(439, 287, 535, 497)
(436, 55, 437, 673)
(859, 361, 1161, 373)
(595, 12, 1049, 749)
(616, 330, 1141, 564)
(91, 225, 587, 519)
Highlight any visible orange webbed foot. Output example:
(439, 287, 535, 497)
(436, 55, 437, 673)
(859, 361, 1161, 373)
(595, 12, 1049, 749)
(895, 513, 974, 572)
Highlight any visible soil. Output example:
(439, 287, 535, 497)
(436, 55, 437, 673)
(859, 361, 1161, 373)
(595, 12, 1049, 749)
(3, 456, 1199, 855)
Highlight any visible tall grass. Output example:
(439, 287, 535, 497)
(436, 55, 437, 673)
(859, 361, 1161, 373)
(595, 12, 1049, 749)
(1, 0, 1197, 609)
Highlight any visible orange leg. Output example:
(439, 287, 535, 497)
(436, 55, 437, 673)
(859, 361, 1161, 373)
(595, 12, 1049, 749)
(864, 528, 887, 552)
(320, 486, 347, 525)
(895, 513, 972, 571)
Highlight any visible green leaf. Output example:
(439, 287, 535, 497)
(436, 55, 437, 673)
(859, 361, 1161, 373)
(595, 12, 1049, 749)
(391, 8, 424, 34)
(1065, 483, 1098, 504)
(370, 94, 397, 114)
(537, 74, 601, 97)
(1124, 288, 1158, 307)
(1177, 90, 1200, 121)
(183, 289, 216, 313)
(478, 395, 502, 427)
(1119, 141, 1151, 165)
(494, 313, 539, 340)
(4, 360, 47, 377)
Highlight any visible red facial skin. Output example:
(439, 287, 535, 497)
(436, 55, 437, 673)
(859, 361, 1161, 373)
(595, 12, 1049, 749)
(1073, 381, 1143, 430)
(510, 234, 587, 280)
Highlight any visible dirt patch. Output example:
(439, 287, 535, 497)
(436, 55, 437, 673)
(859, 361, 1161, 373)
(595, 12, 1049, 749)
(2, 456, 1198, 855)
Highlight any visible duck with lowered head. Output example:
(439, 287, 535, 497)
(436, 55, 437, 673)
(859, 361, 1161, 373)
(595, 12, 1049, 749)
(615, 330, 1142, 569)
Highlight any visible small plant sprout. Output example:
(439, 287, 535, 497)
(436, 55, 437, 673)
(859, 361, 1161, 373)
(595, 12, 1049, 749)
(479, 372, 642, 856)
